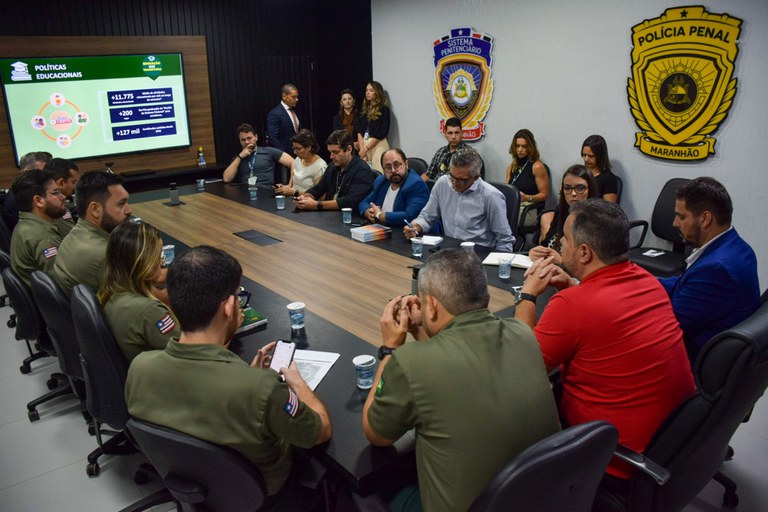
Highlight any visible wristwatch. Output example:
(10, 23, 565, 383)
(378, 345, 396, 360)
(514, 289, 537, 305)
(375, 211, 383, 222)
(316, 201, 323, 211)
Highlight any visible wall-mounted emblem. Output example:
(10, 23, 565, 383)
(432, 28, 494, 141)
(628, 6, 742, 161)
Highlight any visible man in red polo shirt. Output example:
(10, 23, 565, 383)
(515, 199, 694, 484)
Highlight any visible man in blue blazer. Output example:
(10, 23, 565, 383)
(267, 83, 300, 156)
(659, 177, 760, 363)
(359, 148, 430, 227)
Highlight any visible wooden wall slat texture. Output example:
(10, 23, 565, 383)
(0, 0, 372, 186)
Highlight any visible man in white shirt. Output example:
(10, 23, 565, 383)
(404, 147, 513, 251)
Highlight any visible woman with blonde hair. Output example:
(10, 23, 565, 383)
(356, 81, 391, 173)
(98, 221, 180, 363)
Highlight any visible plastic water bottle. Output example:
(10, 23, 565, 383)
(169, 182, 180, 205)
(197, 146, 207, 168)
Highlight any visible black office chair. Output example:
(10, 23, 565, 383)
(467, 421, 618, 512)
(489, 182, 521, 237)
(0, 249, 17, 324)
(594, 299, 768, 511)
(30, 271, 90, 425)
(628, 178, 691, 277)
(0, 204, 12, 308)
(71, 284, 137, 477)
(1, 266, 72, 420)
(125, 417, 268, 512)
(425, 178, 436, 192)
(352, 421, 618, 512)
(615, 174, 624, 205)
(0, 195, 13, 255)
(408, 157, 429, 176)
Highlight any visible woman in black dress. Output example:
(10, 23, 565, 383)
(581, 134, 618, 202)
(332, 88, 358, 141)
(506, 128, 550, 227)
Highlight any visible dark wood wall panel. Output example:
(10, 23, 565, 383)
(0, 36, 215, 186)
(0, 0, 372, 186)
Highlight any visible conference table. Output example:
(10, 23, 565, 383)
(130, 180, 536, 490)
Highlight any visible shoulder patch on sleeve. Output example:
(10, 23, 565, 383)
(375, 376, 385, 397)
(43, 246, 58, 259)
(283, 387, 299, 417)
(155, 313, 176, 334)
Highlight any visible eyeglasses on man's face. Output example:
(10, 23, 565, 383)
(449, 173, 474, 186)
(383, 161, 404, 172)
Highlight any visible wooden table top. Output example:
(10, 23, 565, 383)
(131, 191, 517, 346)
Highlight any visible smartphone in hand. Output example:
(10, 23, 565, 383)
(269, 340, 297, 373)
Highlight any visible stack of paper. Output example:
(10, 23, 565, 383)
(421, 236, 443, 246)
(351, 224, 392, 242)
(482, 253, 534, 269)
(294, 350, 341, 391)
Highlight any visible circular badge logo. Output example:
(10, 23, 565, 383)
(660, 73, 697, 114)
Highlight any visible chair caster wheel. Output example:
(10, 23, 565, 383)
(46, 377, 59, 390)
(722, 491, 738, 507)
(28, 409, 40, 422)
(19, 364, 31, 374)
(7, 318, 16, 328)
(134, 470, 150, 485)
(88, 423, 96, 436)
(86, 462, 100, 477)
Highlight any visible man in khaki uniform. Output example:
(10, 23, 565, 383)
(9, 170, 68, 288)
(363, 249, 560, 512)
(126, 246, 331, 497)
(53, 171, 132, 296)
(43, 158, 80, 237)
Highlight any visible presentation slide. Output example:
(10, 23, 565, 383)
(0, 53, 191, 162)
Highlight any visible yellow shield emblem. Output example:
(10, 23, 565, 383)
(627, 6, 742, 160)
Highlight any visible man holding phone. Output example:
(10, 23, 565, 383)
(362, 249, 560, 512)
(126, 246, 331, 498)
(222, 123, 294, 186)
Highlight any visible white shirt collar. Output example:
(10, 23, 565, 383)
(686, 226, 732, 268)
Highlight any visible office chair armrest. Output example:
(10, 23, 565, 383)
(628, 220, 649, 250)
(518, 202, 544, 230)
(613, 444, 671, 485)
(165, 473, 207, 503)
